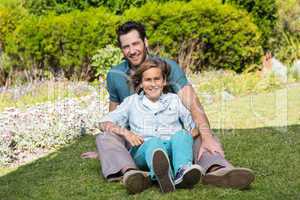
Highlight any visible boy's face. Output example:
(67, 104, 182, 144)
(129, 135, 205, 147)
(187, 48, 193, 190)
(119, 30, 148, 67)
(141, 67, 166, 102)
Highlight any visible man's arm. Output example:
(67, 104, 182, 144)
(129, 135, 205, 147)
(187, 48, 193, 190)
(177, 84, 224, 160)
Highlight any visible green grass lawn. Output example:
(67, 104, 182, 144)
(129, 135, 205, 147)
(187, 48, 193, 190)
(0, 126, 299, 200)
(0, 84, 299, 200)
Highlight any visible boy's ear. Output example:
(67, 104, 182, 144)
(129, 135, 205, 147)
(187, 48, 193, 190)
(163, 79, 167, 86)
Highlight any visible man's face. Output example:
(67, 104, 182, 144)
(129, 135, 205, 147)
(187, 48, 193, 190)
(119, 30, 147, 67)
(141, 67, 166, 102)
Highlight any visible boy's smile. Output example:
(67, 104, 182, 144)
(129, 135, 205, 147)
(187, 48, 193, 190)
(141, 67, 166, 102)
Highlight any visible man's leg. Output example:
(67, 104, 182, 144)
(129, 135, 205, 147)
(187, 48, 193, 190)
(193, 136, 255, 189)
(96, 132, 137, 181)
(193, 136, 232, 173)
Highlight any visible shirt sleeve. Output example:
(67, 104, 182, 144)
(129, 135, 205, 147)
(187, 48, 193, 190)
(167, 60, 189, 93)
(176, 96, 195, 131)
(100, 96, 132, 128)
(106, 71, 120, 103)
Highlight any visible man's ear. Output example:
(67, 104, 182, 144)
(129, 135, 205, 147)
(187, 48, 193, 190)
(144, 38, 149, 49)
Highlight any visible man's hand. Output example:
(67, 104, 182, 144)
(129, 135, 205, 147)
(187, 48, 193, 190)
(123, 130, 144, 147)
(197, 133, 224, 161)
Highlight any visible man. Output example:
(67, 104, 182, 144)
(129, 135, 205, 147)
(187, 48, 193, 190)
(83, 21, 254, 194)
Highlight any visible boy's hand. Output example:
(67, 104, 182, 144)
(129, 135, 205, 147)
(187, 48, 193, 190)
(123, 130, 144, 146)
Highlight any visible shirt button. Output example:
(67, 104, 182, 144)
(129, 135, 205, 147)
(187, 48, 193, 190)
(155, 129, 158, 131)
(154, 113, 157, 116)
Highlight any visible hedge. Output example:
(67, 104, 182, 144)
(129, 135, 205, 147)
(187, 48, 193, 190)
(124, 0, 262, 71)
(24, 0, 190, 15)
(4, 7, 119, 80)
(224, 0, 278, 49)
(1, 0, 262, 84)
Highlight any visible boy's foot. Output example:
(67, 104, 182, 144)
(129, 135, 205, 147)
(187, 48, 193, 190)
(175, 164, 203, 188)
(123, 170, 152, 194)
(152, 149, 175, 193)
(202, 167, 255, 189)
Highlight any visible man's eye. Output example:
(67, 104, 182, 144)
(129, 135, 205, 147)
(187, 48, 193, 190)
(133, 41, 141, 46)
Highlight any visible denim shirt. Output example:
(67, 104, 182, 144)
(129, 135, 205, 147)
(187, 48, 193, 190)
(100, 92, 195, 140)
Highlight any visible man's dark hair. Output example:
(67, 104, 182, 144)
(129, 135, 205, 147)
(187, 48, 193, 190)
(116, 21, 147, 47)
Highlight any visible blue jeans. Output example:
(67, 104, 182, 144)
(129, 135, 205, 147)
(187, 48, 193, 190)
(130, 130, 193, 180)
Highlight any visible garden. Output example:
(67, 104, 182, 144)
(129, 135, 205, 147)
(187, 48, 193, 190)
(0, 0, 299, 199)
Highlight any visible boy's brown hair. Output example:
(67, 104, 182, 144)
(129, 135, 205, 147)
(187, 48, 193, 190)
(131, 57, 170, 94)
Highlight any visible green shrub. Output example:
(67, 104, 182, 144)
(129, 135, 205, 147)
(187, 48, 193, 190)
(124, 0, 262, 71)
(224, 0, 278, 49)
(5, 7, 119, 81)
(2, 0, 263, 84)
(272, 0, 300, 64)
(0, 6, 28, 49)
(24, 0, 190, 15)
(91, 45, 122, 80)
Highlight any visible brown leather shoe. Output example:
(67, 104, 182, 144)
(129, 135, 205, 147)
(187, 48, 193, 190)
(123, 170, 152, 194)
(202, 167, 255, 189)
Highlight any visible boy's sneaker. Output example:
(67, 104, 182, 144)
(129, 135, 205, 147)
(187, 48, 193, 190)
(202, 167, 255, 189)
(152, 149, 175, 193)
(174, 164, 203, 188)
(123, 170, 152, 194)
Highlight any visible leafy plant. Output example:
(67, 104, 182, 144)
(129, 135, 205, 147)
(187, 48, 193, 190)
(91, 45, 123, 80)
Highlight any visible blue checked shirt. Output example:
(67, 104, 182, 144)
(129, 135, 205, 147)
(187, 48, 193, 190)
(100, 92, 195, 140)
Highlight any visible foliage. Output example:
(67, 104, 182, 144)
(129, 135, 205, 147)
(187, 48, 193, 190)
(224, 0, 278, 49)
(271, 0, 300, 64)
(0, 52, 13, 85)
(0, 6, 28, 49)
(124, 0, 262, 71)
(1, 0, 263, 85)
(91, 45, 123, 80)
(23, 0, 190, 15)
(4, 7, 119, 81)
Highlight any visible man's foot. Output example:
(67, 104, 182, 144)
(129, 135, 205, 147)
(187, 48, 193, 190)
(152, 149, 175, 193)
(202, 167, 255, 189)
(123, 170, 152, 194)
(80, 151, 99, 159)
(174, 164, 203, 188)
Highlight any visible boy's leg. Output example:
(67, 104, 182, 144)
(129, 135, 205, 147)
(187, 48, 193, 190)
(132, 137, 175, 193)
(193, 136, 255, 189)
(170, 130, 193, 173)
(171, 130, 202, 188)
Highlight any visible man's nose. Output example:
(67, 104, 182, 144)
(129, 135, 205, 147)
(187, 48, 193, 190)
(128, 46, 136, 55)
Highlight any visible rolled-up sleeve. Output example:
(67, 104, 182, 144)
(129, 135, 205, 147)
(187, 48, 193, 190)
(167, 60, 189, 93)
(106, 70, 120, 103)
(177, 97, 195, 131)
(100, 96, 132, 127)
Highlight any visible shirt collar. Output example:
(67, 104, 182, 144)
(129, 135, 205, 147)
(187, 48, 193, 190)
(138, 91, 170, 112)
